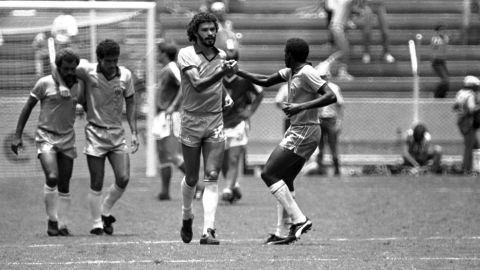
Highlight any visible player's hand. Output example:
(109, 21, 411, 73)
(222, 60, 238, 75)
(131, 132, 139, 154)
(281, 102, 302, 117)
(11, 137, 24, 156)
(58, 85, 71, 98)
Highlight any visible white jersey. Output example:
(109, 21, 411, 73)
(318, 82, 343, 118)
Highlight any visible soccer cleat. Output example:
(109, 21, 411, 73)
(200, 228, 220, 245)
(58, 226, 71, 236)
(90, 227, 104, 235)
(102, 215, 116, 235)
(232, 186, 242, 201)
(157, 192, 171, 201)
(221, 189, 233, 203)
(180, 217, 194, 243)
(47, 220, 59, 236)
(271, 218, 312, 245)
(264, 233, 286, 245)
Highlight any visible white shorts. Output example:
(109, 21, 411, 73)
(225, 120, 249, 149)
(152, 111, 181, 140)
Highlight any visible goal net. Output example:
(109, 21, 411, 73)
(0, 1, 157, 178)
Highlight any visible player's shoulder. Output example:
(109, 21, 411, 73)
(178, 45, 195, 56)
(118, 66, 133, 80)
(36, 75, 55, 87)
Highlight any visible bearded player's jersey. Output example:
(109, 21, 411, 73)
(177, 45, 226, 113)
(77, 59, 134, 129)
(31, 75, 84, 135)
(278, 64, 327, 125)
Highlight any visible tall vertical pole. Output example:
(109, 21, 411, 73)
(89, 0, 97, 62)
(145, 4, 157, 177)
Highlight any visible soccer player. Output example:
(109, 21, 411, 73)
(220, 48, 264, 203)
(153, 41, 185, 200)
(57, 39, 139, 235)
(237, 38, 337, 245)
(11, 48, 83, 236)
(177, 12, 237, 245)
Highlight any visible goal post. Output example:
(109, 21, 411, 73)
(0, 1, 158, 178)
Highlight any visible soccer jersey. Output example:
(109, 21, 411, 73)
(278, 64, 327, 125)
(156, 61, 181, 112)
(77, 60, 134, 129)
(222, 74, 262, 128)
(177, 45, 226, 113)
(31, 75, 83, 135)
(318, 82, 343, 118)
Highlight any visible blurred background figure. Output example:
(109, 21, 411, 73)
(221, 48, 264, 203)
(353, 0, 395, 64)
(431, 23, 450, 98)
(208, 1, 242, 53)
(453, 75, 480, 174)
(402, 123, 443, 175)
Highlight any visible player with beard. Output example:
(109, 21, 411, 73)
(237, 38, 337, 245)
(177, 12, 237, 245)
(12, 48, 84, 236)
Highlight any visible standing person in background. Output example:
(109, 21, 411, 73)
(237, 38, 337, 245)
(431, 23, 450, 98)
(153, 41, 185, 201)
(356, 0, 395, 64)
(453, 76, 480, 174)
(11, 49, 83, 236)
(402, 123, 443, 175)
(57, 39, 139, 235)
(314, 64, 344, 176)
(177, 12, 237, 245)
(220, 48, 264, 203)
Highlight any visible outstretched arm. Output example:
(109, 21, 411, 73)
(183, 60, 237, 92)
(11, 96, 38, 155)
(237, 69, 284, 87)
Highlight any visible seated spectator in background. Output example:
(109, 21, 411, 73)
(453, 75, 480, 174)
(431, 23, 450, 98)
(353, 0, 395, 64)
(403, 123, 442, 174)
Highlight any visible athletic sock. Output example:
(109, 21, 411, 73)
(58, 192, 71, 229)
(102, 184, 124, 217)
(44, 184, 58, 222)
(202, 181, 219, 235)
(275, 201, 289, 237)
(269, 180, 306, 225)
(88, 189, 103, 228)
(181, 177, 195, 220)
(160, 165, 172, 194)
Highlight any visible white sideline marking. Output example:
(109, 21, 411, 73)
(16, 235, 480, 249)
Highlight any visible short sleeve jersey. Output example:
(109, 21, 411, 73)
(405, 129, 431, 156)
(156, 61, 181, 112)
(222, 75, 262, 128)
(454, 88, 475, 118)
(31, 75, 83, 135)
(177, 45, 226, 113)
(77, 60, 134, 129)
(318, 82, 343, 118)
(278, 64, 327, 125)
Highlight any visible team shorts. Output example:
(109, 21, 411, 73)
(84, 123, 128, 157)
(179, 111, 225, 147)
(225, 120, 249, 149)
(279, 124, 321, 160)
(35, 128, 77, 159)
(152, 111, 181, 140)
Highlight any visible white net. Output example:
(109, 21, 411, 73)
(0, 1, 156, 178)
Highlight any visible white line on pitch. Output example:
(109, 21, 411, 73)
(14, 235, 480, 249)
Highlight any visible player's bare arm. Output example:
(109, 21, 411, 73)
(125, 95, 139, 154)
(282, 84, 337, 117)
(11, 96, 38, 155)
(183, 61, 236, 93)
(237, 70, 284, 87)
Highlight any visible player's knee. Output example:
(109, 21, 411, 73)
(90, 181, 103, 192)
(45, 173, 59, 187)
(115, 174, 129, 189)
(205, 170, 219, 181)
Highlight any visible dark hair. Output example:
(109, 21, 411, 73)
(158, 41, 178, 61)
(434, 23, 444, 32)
(413, 123, 427, 142)
(96, 39, 120, 60)
(55, 48, 80, 67)
(285, 38, 309, 63)
(186, 12, 218, 42)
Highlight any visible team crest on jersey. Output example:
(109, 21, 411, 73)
(114, 85, 123, 95)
